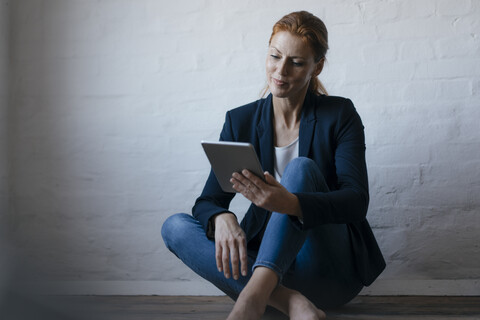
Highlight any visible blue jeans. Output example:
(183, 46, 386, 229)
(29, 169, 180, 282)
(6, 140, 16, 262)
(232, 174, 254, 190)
(162, 157, 363, 309)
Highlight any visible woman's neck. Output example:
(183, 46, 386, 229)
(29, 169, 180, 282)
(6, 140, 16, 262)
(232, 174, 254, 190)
(272, 94, 306, 147)
(272, 94, 305, 129)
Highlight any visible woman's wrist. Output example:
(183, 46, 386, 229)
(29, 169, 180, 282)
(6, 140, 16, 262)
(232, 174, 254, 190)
(288, 193, 303, 218)
(208, 212, 234, 238)
(212, 212, 236, 229)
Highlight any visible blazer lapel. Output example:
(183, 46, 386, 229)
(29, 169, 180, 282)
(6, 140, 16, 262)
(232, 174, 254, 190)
(257, 92, 316, 169)
(257, 94, 274, 174)
(299, 92, 317, 157)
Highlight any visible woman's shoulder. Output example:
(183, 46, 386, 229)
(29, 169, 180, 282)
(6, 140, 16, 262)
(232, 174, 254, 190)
(225, 95, 272, 129)
(228, 96, 270, 117)
(220, 96, 271, 142)
(311, 93, 355, 110)
(307, 93, 358, 120)
(309, 94, 365, 138)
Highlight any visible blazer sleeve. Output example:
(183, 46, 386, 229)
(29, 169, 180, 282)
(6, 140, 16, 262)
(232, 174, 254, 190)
(294, 100, 370, 229)
(192, 111, 237, 237)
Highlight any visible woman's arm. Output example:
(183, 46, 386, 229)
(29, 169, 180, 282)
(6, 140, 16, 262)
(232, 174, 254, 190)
(295, 100, 369, 228)
(213, 212, 248, 280)
(231, 99, 369, 229)
(192, 111, 250, 280)
(230, 170, 302, 217)
(192, 111, 237, 235)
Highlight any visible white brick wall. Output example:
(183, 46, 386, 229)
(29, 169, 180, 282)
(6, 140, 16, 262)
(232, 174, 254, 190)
(5, 0, 480, 295)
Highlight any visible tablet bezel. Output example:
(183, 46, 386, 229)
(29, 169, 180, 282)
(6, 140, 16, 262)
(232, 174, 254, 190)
(201, 140, 265, 193)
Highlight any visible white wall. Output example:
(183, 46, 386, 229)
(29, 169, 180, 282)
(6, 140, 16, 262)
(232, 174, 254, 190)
(7, 0, 480, 295)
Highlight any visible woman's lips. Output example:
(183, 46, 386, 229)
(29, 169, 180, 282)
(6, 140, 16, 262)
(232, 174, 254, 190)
(273, 78, 287, 86)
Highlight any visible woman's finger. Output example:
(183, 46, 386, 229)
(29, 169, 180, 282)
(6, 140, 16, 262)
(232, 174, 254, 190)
(242, 169, 265, 188)
(231, 172, 249, 188)
(215, 240, 223, 272)
(231, 177, 255, 202)
(229, 240, 240, 280)
(232, 171, 262, 198)
(264, 171, 281, 186)
(238, 237, 248, 277)
(222, 242, 231, 278)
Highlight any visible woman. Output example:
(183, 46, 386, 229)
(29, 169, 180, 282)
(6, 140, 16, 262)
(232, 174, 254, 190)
(162, 11, 385, 320)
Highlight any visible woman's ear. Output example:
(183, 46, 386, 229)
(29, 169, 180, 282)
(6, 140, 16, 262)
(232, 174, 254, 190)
(313, 58, 325, 77)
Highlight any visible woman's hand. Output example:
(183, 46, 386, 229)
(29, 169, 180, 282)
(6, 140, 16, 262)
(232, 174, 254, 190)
(231, 170, 302, 217)
(214, 213, 248, 280)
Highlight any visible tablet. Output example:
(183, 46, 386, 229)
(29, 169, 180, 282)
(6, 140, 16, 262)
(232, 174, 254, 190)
(201, 141, 265, 193)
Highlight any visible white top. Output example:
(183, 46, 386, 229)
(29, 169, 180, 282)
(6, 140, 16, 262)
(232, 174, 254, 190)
(274, 137, 299, 181)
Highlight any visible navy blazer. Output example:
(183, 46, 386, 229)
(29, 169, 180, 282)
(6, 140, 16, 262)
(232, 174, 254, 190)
(193, 92, 385, 286)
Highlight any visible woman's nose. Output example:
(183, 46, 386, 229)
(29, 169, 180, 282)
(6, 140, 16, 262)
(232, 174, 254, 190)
(278, 59, 288, 75)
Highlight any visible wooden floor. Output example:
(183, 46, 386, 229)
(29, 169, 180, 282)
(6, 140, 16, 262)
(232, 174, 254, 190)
(4, 294, 480, 320)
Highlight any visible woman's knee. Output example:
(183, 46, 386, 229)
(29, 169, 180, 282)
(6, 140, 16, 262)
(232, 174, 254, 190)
(161, 213, 192, 250)
(282, 157, 328, 193)
(286, 156, 316, 170)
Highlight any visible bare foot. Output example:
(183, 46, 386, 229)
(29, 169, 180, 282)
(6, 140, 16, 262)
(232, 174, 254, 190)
(226, 294, 266, 320)
(287, 290, 326, 320)
(227, 267, 277, 320)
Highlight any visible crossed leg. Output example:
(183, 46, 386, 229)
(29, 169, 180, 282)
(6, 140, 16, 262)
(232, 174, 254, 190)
(227, 266, 326, 320)
(162, 158, 362, 319)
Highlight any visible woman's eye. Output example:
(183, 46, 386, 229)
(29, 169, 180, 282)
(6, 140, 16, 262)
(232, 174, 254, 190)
(270, 55, 280, 59)
(293, 61, 303, 67)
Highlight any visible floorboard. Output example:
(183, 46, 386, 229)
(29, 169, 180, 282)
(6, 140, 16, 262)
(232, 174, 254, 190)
(3, 294, 480, 320)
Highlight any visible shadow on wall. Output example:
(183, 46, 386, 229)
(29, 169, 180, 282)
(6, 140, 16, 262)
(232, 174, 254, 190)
(7, 0, 102, 287)
(0, 238, 74, 319)
(0, 241, 104, 320)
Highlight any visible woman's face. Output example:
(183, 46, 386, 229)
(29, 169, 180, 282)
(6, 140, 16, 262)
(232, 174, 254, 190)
(266, 31, 322, 99)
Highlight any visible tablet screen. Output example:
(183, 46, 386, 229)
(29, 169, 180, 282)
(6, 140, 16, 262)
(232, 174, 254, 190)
(201, 141, 265, 193)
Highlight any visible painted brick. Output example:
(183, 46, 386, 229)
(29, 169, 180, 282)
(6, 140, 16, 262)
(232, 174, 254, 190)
(436, 0, 472, 16)
(324, 4, 363, 25)
(400, 81, 439, 103)
(5, 0, 480, 296)
(377, 17, 455, 40)
(346, 61, 416, 83)
(398, 0, 436, 19)
(366, 144, 430, 167)
(414, 58, 480, 79)
(473, 79, 480, 96)
(362, 42, 398, 64)
(361, 1, 399, 22)
(400, 40, 436, 61)
(437, 80, 472, 99)
(435, 35, 479, 58)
